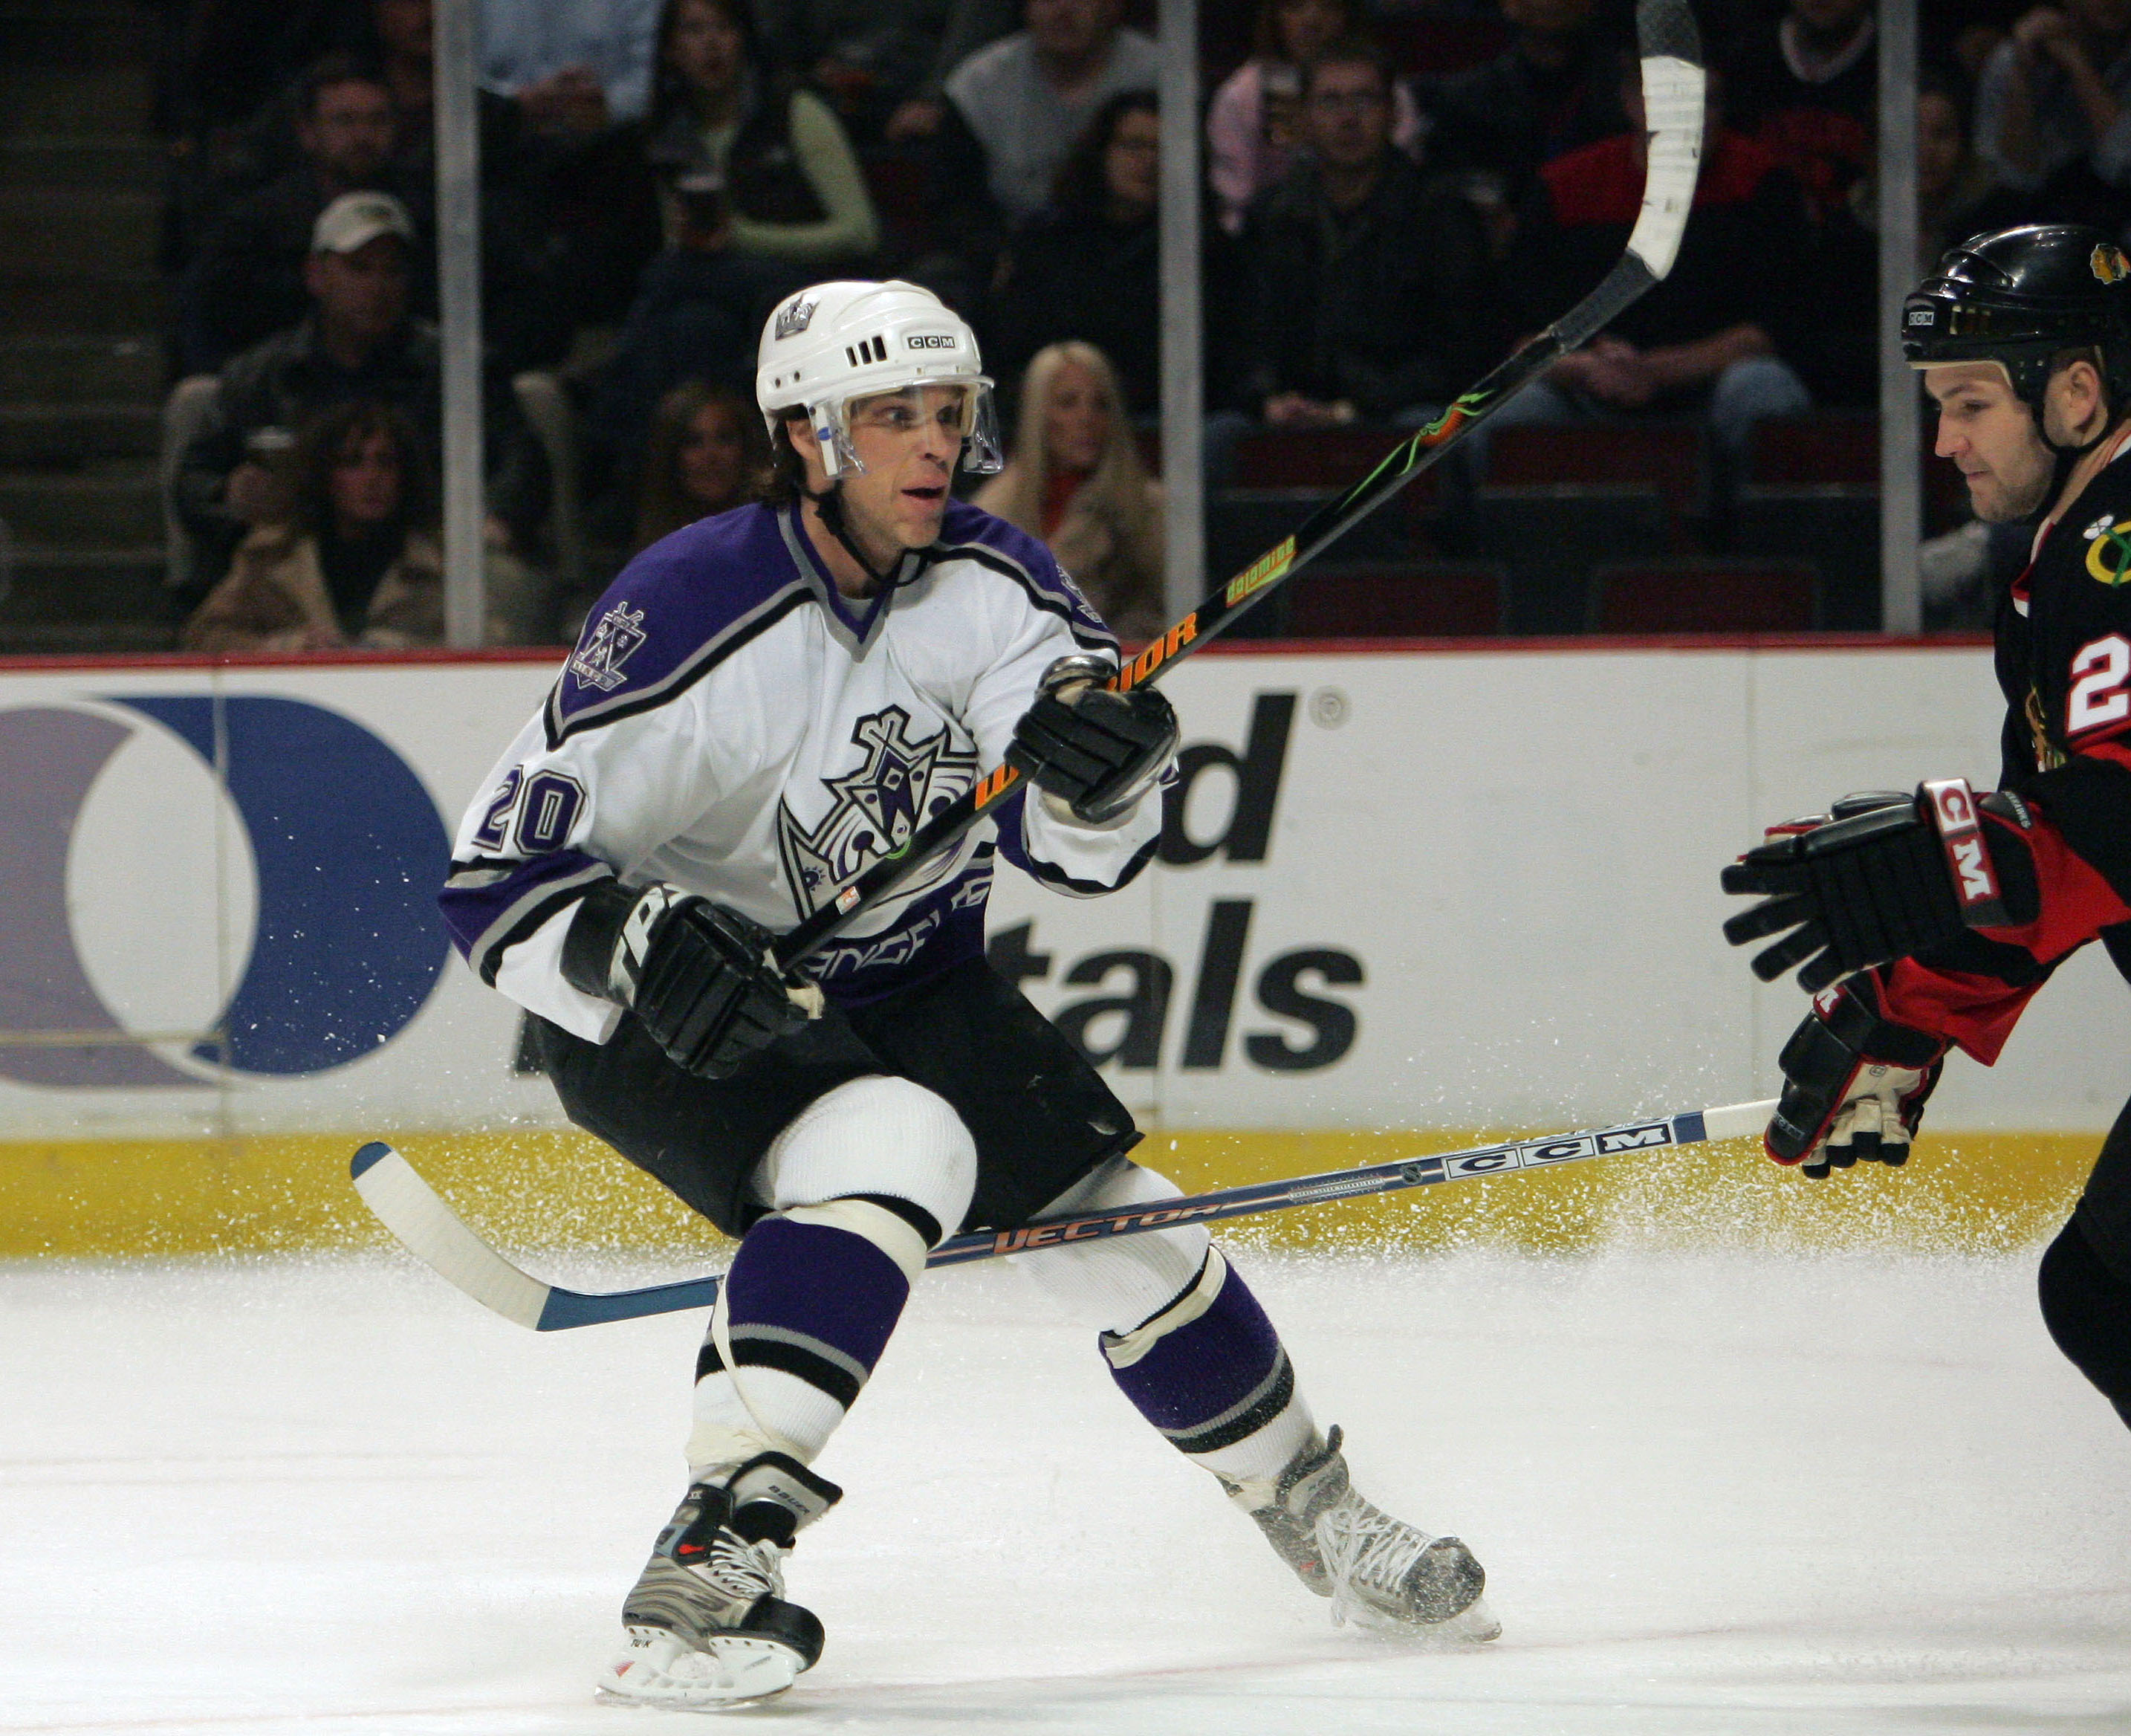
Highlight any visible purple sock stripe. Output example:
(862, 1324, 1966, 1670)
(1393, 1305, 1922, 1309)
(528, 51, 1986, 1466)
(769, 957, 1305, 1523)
(1106, 1266, 1286, 1436)
(724, 1216, 909, 1375)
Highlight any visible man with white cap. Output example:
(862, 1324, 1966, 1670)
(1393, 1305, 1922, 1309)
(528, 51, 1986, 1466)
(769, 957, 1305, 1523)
(439, 277, 1498, 1708)
(176, 191, 545, 591)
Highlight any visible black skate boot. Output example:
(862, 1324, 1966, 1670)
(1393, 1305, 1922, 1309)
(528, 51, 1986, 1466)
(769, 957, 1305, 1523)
(1220, 1426, 1499, 1639)
(598, 1451, 843, 1708)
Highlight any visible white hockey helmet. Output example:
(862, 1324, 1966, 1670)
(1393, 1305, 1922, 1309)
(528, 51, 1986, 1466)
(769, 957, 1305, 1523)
(756, 279, 1002, 480)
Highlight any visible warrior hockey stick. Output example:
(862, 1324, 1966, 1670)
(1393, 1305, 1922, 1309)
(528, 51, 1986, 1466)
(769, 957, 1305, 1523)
(767, 0, 1705, 976)
(351, 1095, 1774, 1331)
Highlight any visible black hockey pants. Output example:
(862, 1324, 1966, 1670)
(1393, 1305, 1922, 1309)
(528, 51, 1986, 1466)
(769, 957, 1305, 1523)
(2040, 1089, 2131, 1430)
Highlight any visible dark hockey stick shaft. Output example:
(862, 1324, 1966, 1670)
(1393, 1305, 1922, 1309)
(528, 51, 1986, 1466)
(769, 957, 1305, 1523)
(773, 0, 1704, 976)
(351, 1096, 1771, 1329)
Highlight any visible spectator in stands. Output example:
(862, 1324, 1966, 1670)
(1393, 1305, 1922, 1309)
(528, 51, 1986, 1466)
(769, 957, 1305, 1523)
(1207, 0, 1424, 236)
(586, 0, 880, 475)
(1794, 75, 2031, 406)
(1236, 39, 1492, 430)
(1974, 0, 2131, 213)
(976, 341, 1164, 640)
(641, 0, 880, 265)
(1423, 0, 1625, 195)
(992, 91, 1236, 421)
(182, 400, 444, 652)
(176, 192, 546, 590)
(176, 56, 400, 375)
(632, 380, 771, 550)
(1723, 0, 1877, 218)
(479, 0, 666, 129)
(942, 0, 1160, 224)
(1491, 59, 1812, 471)
(755, 0, 1020, 146)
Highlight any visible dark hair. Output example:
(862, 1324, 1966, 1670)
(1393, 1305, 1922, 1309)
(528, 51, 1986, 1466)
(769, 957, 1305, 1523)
(1051, 88, 1159, 216)
(635, 380, 772, 547)
(650, 0, 761, 129)
(1301, 34, 1391, 98)
(1251, 0, 1360, 63)
(291, 400, 435, 542)
(296, 51, 389, 123)
(760, 414, 810, 507)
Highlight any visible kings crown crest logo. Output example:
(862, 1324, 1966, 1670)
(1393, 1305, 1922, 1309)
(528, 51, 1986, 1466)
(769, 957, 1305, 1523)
(773, 294, 818, 340)
(568, 602, 648, 693)
(777, 706, 978, 916)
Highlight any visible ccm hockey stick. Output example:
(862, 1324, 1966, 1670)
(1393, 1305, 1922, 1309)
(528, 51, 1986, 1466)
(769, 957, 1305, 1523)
(765, 0, 1705, 976)
(350, 1096, 1774, 1331)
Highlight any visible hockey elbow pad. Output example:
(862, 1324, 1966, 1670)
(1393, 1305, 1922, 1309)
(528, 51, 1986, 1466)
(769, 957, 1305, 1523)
(1766, 983, 1947, 1176)
(1721, 780, 2040, 992)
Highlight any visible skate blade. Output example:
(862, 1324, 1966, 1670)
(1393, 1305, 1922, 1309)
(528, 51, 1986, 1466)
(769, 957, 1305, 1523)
(597, 1629, 802, 1709)
(1349, 1594, 1502, 1644)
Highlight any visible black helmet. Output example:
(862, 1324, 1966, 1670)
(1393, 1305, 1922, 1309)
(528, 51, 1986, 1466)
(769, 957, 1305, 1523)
(1904, 224, 2131, 442)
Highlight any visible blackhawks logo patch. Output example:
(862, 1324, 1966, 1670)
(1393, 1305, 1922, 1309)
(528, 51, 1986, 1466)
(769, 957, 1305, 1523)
(2083, 514, 2131, 586)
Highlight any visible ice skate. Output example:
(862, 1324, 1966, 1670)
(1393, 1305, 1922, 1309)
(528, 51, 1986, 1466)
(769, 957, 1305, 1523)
(597, 1451, 842, 1709)
(1222, 1426, 1499, 1640)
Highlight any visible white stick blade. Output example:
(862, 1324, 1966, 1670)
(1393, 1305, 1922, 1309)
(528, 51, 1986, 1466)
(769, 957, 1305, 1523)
(1699, 1098, 1780, 1143)
(351, 1146, 552, 1329)
(1627, 56, 1706, 280)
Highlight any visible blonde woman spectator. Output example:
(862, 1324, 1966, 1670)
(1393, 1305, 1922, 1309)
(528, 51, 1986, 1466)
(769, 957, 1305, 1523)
(632, 379, 772, 551)
(975, 341, 1164, 640)
(183, 401, 443, 652)
(1207, 0, 1421, 236)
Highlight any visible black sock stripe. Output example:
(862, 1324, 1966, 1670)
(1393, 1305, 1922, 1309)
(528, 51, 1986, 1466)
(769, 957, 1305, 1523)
(728, 1335, 864, 1410)
(1167, 1355, 1296, 1457)
(694, 1338, 726, 1383)
(849, 1191, 944, 1249)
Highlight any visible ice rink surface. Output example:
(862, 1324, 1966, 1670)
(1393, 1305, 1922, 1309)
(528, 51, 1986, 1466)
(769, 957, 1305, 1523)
(7, 1245, 2131, 1735)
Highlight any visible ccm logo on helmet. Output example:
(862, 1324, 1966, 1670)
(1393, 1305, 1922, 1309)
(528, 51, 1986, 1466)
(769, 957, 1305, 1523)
(907, 334, 957, 349)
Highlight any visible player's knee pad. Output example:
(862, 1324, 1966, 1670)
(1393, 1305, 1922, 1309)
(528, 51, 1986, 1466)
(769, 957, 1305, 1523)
(757, 1075, 976, 1277)
(1015, 1156, 1211, 1335)
(2039, 1219, 2131, 1425)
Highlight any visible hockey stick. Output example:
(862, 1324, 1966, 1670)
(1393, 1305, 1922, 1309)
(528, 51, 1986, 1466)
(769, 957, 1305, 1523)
(351, 1095, 1773, 1331)
(768, 0, 1705, 976)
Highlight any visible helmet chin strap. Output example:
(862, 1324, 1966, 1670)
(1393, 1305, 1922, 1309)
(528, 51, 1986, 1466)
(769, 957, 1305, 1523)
(803, 479, 938, 593)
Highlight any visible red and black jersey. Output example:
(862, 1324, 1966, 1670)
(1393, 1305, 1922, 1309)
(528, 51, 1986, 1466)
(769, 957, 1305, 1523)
(1867, 433, 2131, 1056)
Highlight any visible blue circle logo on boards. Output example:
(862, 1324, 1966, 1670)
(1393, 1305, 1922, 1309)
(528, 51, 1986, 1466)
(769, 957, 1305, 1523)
(0, 695, 451, 1088)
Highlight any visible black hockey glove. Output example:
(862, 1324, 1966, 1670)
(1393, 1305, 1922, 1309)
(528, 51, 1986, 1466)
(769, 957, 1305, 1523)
(562, 882, 810, 1079)
(1721, 780, 2038, 993)
(1005, 654, 1178, 826)
(1763, 982, 1948, 1177)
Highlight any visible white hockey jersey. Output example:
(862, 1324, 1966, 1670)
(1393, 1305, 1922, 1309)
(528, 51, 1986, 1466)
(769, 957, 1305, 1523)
(439, 498, 1163, 1043)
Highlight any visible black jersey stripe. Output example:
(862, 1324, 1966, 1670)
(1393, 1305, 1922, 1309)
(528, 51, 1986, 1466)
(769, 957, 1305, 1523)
(938, 538, 1119, 653)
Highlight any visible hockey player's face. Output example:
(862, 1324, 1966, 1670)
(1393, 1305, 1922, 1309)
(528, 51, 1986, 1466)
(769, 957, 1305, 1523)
(842, 386, 964, 546)
(1927, 363, 2056, 522)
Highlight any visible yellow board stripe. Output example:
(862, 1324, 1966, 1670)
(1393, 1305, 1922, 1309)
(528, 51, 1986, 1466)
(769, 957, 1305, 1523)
(0, 1130, 2101, 1258)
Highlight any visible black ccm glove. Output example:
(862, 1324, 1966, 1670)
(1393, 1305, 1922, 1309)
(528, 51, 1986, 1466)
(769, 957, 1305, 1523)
(562, 881, 811, 1078)
(1005, 654, 1179, 825)
(1721, 780, 2039, 993)
(1764, 983, 1948, 1177)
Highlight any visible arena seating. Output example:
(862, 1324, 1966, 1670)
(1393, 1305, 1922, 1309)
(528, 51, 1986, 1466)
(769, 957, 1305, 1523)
(1470, 484, 1672, 634)
(1589, 558, 1818, 632)
(1285, 559, 1508, 638)
(1732, 485, 1881, 629)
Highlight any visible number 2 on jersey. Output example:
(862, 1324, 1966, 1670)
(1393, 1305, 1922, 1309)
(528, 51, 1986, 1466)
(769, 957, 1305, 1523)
(2069, 634, 2131, 736)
